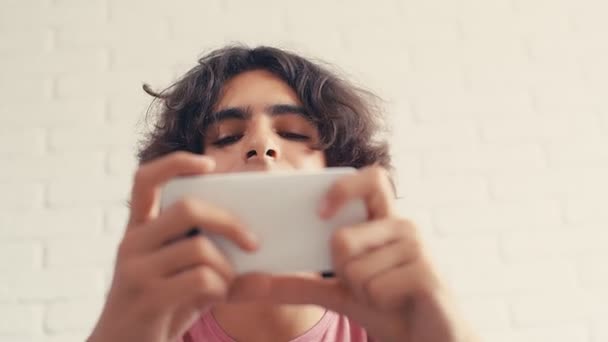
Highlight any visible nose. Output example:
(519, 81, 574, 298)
(244, 121, 279, 162)
(246, 147, 277, 160)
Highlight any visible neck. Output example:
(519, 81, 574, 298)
(211, 303, 327, 342)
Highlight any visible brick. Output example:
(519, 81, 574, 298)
(0, 269, 104, 300)
(406, 44, 467, 93)
(0, 0, 106, 28)
(110, 41, 196, 72)
(396, 175, 489, 207)
(5, 333, 88, 342)
(578, 255, 608, 288)
(0, 242, 42, 269)
(465, 59, 535, 94)
(49, 124, 137, 151)
(105, 205, 129, 234)
(390, 153, 422, 197)
(108, 0, 214, 23)
(412, 87, 533, 123)
(400, 66, 466, 99)
(458, 297, 510, 330)
(565, 193, 608, 224)
(526, 33, 582, 68)
(527, 62, 587, 90)
(512, 0, 574, 37)
(48, 177, 131, 207)
(56, 70, 175, 100)
(509, 291, 588, 327)
(442, 259, 578, 296)
(457, 0, 518, 41)
(0, 208, 103, 239)
(107, 97, 151, 126)
(0, 128, 45, 155)
(0, 152, 104, 182)
(460, 35, 529, 72)
(581, 288, 608, 317)
(0, 183, 44, 210)
(533, 84, 600, 116)
(45, 298, 104, 333)
(434, 200, 562, 235)
(425, 236, 502, 269)
(422, 143, 547, 176)
(479, 324, 589, 342)
(46, 234, 121, 268)
(481, 112, 601, 143)
(57, 21, 169, 49)
(0, 100, 106, 127)
(390, 121, 480, 151)
(546, 137, 608, 166)
(393, 200, 434, 236)
(591, 316, 608, 342)
(107, 148, 139, 176)
(400, 1, 461, 45)
(0, 29, 51, 55)
(2, 49, 108, 75)
(501, 226, 608, 260)
(490, 168, 608, 200)
(0, 76, 51, 102)
(0, 304, 43, 334)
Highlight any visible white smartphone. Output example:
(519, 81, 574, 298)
(159, 167, 367, 274)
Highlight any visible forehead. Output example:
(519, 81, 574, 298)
(215, 69, 302, 110)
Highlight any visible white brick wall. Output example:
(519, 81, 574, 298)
(1, 0, 607, 341)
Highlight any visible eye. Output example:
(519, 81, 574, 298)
(211, 134, 242, 147)
(279, 132, 310, 141)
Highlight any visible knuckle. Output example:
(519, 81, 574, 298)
(332, 178, 350, 195)
(132, 164, 150, 186)
(116, 260, 146, 292)
(191, 237, 212, 260)
(331, 229, 353, 257)
(116, 238, 132, 259)
(342, 262, 359, 282)
(393, 217, 412, 231)
(370, 166, 391, 188)
(192, 267, 216, 289)
(173, 197, 199, 217)
(392, 218, 422, 256)
(365, 279, 392, 310)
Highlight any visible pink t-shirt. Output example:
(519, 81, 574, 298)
(181, 309, 373, 342)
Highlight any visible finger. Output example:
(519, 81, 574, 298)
(134, 197, 258, 254)
(331, 218, 416, 269)
(228, 272, 354, 313)
(340, 238, 419, 305)
(363, 260, 436, 311)
(127, 151, 216, 229)
(319, 166, 395, 220)
(146, 235, 235, 282)
(162, 266, 229, 312)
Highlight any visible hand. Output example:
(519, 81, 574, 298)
(229, 165, 479, 342)
(87, 152, 259, 342)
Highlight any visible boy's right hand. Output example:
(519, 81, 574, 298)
(87, 151, 259, 342)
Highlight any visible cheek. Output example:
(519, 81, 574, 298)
(284, 144, 326, 169)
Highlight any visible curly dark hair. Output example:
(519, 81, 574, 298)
(137, 45, 392, 175)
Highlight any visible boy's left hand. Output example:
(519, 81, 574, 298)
(229, 165, 478, 342)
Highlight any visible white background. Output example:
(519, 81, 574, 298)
(1, 0, 607, 341)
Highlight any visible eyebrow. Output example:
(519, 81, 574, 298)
(204, 104, 313, 127)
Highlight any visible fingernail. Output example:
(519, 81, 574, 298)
(244, 230, 259, 250)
